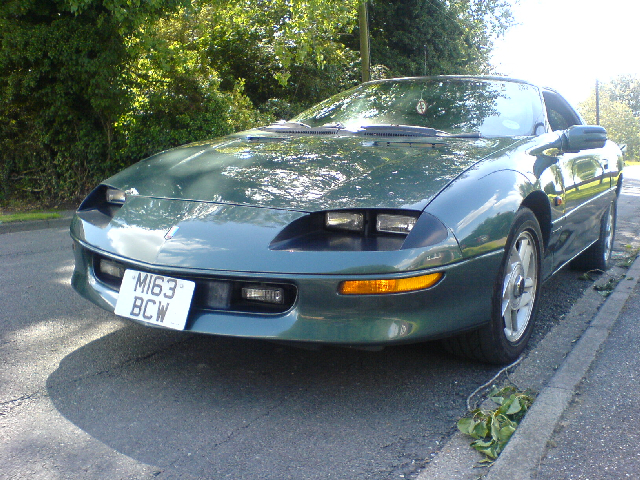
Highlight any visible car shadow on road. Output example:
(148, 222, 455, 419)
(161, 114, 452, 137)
(46, 326, 498, 479)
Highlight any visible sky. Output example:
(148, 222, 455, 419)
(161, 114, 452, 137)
(490, 0, 640, 108)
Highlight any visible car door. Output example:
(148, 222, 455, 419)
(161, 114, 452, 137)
(560, 149, 610, 255)
(542, 91, 616, 269)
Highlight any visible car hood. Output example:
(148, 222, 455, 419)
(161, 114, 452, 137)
(106, 132, 519, 212)
(74, 196, 463, 274)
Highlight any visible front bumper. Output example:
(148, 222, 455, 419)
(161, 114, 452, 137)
(71, 239, 501, 345)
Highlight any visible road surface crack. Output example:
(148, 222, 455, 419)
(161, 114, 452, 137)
(0, 391, 44, 418)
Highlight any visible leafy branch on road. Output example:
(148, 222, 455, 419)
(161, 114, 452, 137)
(457, 386, 534, 461)
(618, 245, 640, 268)
(593, 277, 622, 297)
(577, 245, 640, 296)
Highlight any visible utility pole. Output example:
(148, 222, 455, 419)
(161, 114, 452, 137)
(424, 45, 427, 76)
(595, 79, 600, 125)
(359, 0, 370, 83)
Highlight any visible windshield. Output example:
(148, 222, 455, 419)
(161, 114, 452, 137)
(292, 77, 546, 137)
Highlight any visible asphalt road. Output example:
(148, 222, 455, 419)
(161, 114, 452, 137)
(0, 198, 615, 479)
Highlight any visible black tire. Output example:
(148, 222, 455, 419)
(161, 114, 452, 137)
(571, 197, 617, 272)
(442, 208, 543, 364)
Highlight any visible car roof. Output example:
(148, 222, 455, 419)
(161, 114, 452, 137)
(364, 75, 539, 88)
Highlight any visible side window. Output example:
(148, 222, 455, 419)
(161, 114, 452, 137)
(542, 91, 582, 131)
(547, 109, 569, 131)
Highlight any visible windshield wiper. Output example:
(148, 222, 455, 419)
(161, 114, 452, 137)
(258, 122, 481, 139)
(354, 124, 480, 139)
(439, 132, 481, 139)
(259, 121, 343, 135)
(355, 125, 439, 137)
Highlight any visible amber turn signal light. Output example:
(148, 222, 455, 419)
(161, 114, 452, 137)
(338, 272, 443, 295)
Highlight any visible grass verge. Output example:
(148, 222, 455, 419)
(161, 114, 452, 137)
(0, 211, 62, 224)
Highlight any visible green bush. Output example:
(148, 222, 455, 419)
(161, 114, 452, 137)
(0, 0, 268, 206)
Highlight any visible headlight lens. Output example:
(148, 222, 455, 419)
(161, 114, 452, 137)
(99, 258, 126, 279)
(241, 285, 285, 305)
(376, 214, 417, 234)
(105, 187, 126, 205)
(325, 211, 364, 232)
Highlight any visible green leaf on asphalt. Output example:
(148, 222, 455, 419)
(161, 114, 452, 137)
(457, 417, 475, 435)
(498, 425, 516, 443)
(490, 416, 501, 440)
(473, 421, 489, 439)
(506, 397, 522, 415)
(471, 439, 494, 449)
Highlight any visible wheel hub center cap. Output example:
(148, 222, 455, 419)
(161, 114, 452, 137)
(509, 263, 526, 306)
(514, 274, 526, 297)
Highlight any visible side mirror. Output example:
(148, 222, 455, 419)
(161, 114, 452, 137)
(563, 125, 607, 152)
(529, 125, 608, 157)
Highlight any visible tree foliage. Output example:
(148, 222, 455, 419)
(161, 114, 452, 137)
(346, 0, 514, 78)
(608, 74, 640, 117)
(116, 7, 269, 164)
(0, 0, 515, 206)
(0, 0, 189, 202)
(578, 77, 640, 161)
(187, 0, 361, 117)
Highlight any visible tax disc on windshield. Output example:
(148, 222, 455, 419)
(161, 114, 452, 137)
(416, 99, 428, 115)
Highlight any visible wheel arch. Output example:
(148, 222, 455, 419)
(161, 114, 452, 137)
(615, 173, 623, 197)
(521, 190, 552, 251)
(427, 168, 537, 259)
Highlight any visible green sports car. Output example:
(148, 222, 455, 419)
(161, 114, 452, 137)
(70, 76, 623, 364)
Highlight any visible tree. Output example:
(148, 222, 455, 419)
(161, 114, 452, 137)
(116, 7, 270, 164)
(579, 91, 640, 161)
(188, 0, 361, 116)
(189, 0, 515, 116)
(0, 0, 268, 204)
(344, 0, 514, 78)
(607, 74, 640, 117)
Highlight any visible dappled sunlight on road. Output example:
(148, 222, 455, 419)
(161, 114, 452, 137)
(4, 314, 122, 351)
(0, 396, 155, 479)
(623, 164, 640, 179)
(0, 312, 126, 400)
(614, 165, 640, 252)
(0, 228, 131, 401)
(621, 165, 640, 199)
(54, 263, 74, 286)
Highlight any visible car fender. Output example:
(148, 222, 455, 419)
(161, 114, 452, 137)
(425, 167, 537, 259)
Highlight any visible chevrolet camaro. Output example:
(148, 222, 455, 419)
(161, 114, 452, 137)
(70, 76, 623, 364)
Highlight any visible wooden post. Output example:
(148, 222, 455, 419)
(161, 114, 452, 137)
(359, 0, 370, 83)
(595, 79, 600, 125)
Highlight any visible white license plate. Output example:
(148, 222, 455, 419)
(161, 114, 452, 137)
(115, 269, 195, 330)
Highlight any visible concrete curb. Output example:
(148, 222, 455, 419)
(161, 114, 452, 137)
(0, 211, 75, 234)
(484, 255, 640, 480)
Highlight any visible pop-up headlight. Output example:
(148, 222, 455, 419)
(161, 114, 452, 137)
(325, 211, 364, 232)
(105, 187, 127, 205)
(376, 214, 417, 234)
